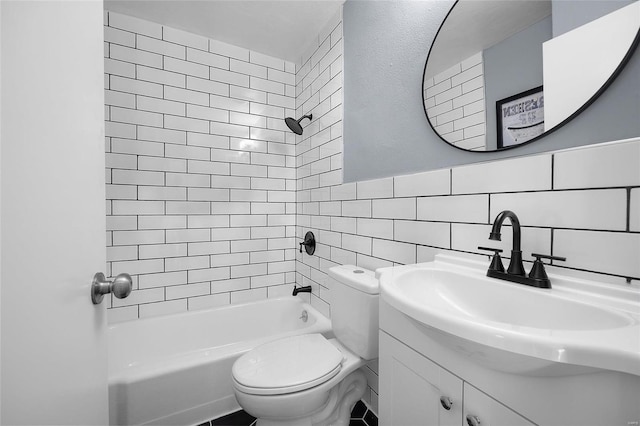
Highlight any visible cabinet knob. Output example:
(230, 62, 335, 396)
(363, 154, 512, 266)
(439, 396, 453, 410)
(466, 415, 481, 426)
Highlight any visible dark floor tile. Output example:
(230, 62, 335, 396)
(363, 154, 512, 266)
(364, 409, 378, 426)
(349, 420, 367, 426)
(351, 400, 368, 418)
(211, 410, 256, 426)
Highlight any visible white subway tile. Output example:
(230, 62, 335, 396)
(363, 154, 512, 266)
(166, 282, 211, 300)
(107, 306, 138, 324)
(188, 267, 231, 283)
(188, 133, 229, 149)
(106, 216, 137, 231)
(251, 76, 284, 95)
(342, 234, 372, 255)
(187, 160, 229, 175)
(230, 59, 267, 78)
(105, 58, 136, 78)
(554, 230, 640, 278)
(163, 26, 208, 50)
(107, 245, 138, 262)
(210, 67, 250, 87)
(106, 153, 137, 169)
(357, 177, 394, 199)
(342, 200, 371, 218)
(230, 111, 266, 128)
(188, 241, 230, 256)
(139, 300, 188, 319)
(211, 175, 250, 189)
(138, 156, 186, 173)
(452, 155, 551, 194)
(372, 198, 416, 220)
(187, 104, 229, 122)
(554, 139, 640, 189)
(138, 96, 185, 116)
(186, 76, 229, 96)
(209, 39, 249, 61)
(210, 253, 249, 267)
(230, 288, 267, 304)
(138, 215, 186, 230)
(211, 202, 251, 215)
(165, 255, 209, 272)
(187, 215, 229, 229)
(137, 34, 185, 59)
(112, 200, 165, 215)
(231, 263, 268, 279)
(165, 201, 210, 215)
(491, 190, 627, 231)
(138, 271, 188, 289)
(211, 227, 251, 241)
(417, 194, 488, 223)
(188, 187, 229, 201)
(210, 122, 250, 139)
(139, 243, 187, 259)
(106, 121, 136, 139)
(250, 51, 284, 71)
(188, 293, 231, 311)
(105, 26, 135, 47)
(164, 86, 209, 107)
(110, 44, 162, 68)
(231, 163, 267, 177)
(232, 87, 267, 104)
(111, 138, 164, 156)
(111, 107, 163, 127)
(108, 12, 162, 39)
(232, 239, 268, 253)
(110, 75, 163, 98)
(112, 230, 164, 246)
(372, 239, 416, 265)
(112, 169, 164, 186)
(166, 173, 210, 188)
(187, 47, 229, 69)
(164, 115, 209, 133)
(394, 169, 450, 197)
(164, 57, 209, 79)
(166, 228, 210, 244)
(138, 186, 186, 201)
(394, 220, 450, 248)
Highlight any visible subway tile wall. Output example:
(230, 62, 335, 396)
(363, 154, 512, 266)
(424, 52, 486, 151)
(104, 12, 298, 323)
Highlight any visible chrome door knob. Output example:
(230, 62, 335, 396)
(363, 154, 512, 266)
(91, 272, 132, 304)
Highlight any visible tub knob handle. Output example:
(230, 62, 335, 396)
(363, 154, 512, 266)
(91, 272, 132, 304)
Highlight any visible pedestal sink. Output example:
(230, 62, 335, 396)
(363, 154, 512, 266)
(378, 255, 640, 377)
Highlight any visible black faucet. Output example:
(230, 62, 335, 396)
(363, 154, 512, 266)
(479, 210, 565, 289)
(292, 285, 312, 296)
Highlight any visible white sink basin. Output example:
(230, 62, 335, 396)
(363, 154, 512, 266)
(378, 255, 640, 377)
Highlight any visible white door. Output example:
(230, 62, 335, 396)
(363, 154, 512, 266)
(1, 1, 109, 424)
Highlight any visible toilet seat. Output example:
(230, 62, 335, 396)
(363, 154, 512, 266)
(232, 334, 344, 396)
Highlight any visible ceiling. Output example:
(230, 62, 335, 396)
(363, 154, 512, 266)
(104, 0, 345, 63)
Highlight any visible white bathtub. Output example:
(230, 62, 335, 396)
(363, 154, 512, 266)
(108, 297, 332, 426)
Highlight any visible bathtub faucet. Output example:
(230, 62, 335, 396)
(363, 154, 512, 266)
(292, 285, 312, 296)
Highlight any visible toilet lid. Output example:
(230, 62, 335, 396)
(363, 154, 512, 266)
(232, 334, 344, 395)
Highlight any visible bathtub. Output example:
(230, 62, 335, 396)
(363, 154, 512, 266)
(108, 297, 332, 426)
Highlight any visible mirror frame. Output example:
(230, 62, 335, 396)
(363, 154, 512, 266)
(423, 0, 640, 153)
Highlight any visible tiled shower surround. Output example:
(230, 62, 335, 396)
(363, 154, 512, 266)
(103, 8, 640, 418)
(104, 12, 298, 321)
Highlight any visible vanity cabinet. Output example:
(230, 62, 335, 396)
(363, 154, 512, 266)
(380, 332, 534, 426)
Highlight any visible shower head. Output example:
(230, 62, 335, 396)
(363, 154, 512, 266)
(284, 114, 313, 135)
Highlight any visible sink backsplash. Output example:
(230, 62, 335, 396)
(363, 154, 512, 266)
(296, 137, 640, 320)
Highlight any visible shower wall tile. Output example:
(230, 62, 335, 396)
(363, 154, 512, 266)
(105, 12, 296, 323)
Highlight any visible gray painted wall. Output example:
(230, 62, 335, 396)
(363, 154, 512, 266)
(343, 0, 640, 182)
(484, 16, 551, 150)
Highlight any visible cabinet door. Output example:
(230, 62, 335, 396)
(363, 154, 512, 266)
(379, 332, 463, 426)
(463, 383, 536, 426)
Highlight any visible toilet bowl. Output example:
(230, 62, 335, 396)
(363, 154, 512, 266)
(231, 265, 379, 426)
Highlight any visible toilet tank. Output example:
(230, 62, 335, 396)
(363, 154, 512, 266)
(328, 265, 379, 360)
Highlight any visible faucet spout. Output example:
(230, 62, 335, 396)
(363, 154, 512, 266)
(489, 210, 525, 276)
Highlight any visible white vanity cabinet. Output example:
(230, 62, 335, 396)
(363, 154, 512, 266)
(380, 331, 534, 426)
(379, 332, 462, 426)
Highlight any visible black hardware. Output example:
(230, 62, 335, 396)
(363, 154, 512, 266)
(484, 211, 566, 289)
(285, 114, 313, 135)
(299, 231, 316, 255)
(488, 210, 525, 276)
(439, 396, 453, 410)
(477, 246, 505, 273)
(292, 285, 312, 296)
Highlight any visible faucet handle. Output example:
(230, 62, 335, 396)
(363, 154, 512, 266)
(478, 246, 505, 273)
(529, 253, 566, 283)
(531, 253, 566, 263)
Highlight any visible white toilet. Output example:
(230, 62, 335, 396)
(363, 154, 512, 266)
(231, 265, 379, 426)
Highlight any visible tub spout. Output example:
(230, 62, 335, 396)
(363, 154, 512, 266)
(292, 285, 312, 296)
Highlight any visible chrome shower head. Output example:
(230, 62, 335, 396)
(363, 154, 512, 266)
(284, 114, 313, 135)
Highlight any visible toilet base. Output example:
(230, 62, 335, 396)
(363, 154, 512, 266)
(248, 369, 367, 426)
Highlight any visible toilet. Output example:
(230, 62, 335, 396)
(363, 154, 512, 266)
(231, 265, 379, 426)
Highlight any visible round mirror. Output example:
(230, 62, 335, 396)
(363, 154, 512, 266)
(423, 0, 639, 152)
